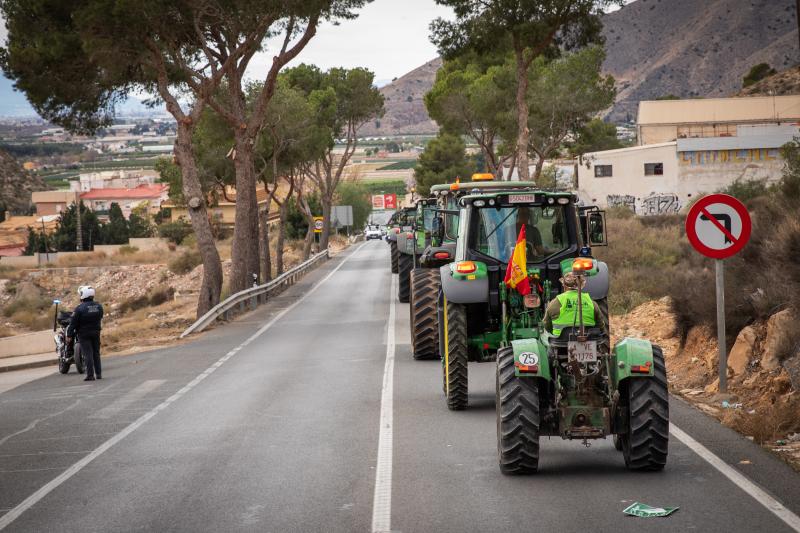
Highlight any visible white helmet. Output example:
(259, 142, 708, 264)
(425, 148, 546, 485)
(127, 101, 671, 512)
(78, 286, 95, 300)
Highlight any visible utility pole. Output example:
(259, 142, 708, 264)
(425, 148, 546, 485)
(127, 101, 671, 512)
(75, 191, 83, 251)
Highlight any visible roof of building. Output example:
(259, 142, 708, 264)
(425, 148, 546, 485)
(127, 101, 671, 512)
(0, 216, 59, 233)
(31, 190, 77, 203)
(583, 141, 677, 158)
(638, 95, 800, 126)
(80, 184, 168, 200)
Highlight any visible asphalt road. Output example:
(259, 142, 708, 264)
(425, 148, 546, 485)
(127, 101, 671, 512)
(0, 240, 799, 532)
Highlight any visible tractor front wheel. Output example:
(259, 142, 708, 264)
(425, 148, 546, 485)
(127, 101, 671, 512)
(397, 253, 413, 303)
(621, 345, 669, 471)
(496, 346, 540, 474)
(390, 240, 399, 274)
(410, 269, 440, 360)
(442, 300, 468, 410)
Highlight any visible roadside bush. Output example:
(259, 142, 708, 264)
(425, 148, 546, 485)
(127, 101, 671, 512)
(719, 178, 769, 202)
(118, 286, 176, 314)
(158, 220, 193, 245)
(3, 296, 51, 318)
(9, 310, 52, 331)
(168, 250, 202, 275)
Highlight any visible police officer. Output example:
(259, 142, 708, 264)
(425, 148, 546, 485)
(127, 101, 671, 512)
(544, 272, 607, 337)
(68, 286, 104, 381)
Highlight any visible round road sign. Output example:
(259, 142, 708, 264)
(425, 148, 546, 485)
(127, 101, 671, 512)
(313, 217, 324, 233)
(685, 193, 751, 259)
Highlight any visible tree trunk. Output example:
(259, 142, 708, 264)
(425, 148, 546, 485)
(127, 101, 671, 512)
(276, 201, 289, 275)
(515, 48, 531, 182)
(320, 197, 332, 251)
(174, 123, 223, 318)
(303, 224, 314, 260)
(258, 205, 272, 283)
(230, 133, 260, 292)
(533, 155, 546, 183)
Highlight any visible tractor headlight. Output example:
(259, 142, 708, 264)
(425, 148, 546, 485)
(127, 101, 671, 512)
(473, 200, 486, 207)
(557, 197, 569, 205)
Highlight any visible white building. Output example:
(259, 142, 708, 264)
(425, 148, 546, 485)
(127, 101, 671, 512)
(70, 169, 159, 192)
(577, 96, 800, 214)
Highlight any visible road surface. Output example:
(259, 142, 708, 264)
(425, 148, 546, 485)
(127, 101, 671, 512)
(0, 241, 799, 532)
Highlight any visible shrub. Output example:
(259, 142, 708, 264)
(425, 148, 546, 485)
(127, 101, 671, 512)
(3, 296, 51, 318)
(148, 286, 175, 306)
(158, 220, 193, 245)
(168, 250, 202, 274)
(718, 178, 769, 202)
(9, 310, 52, 331)
(118, 286, 176, 314)
(118, 245, 139, 255)
(118, 294, 149, 314)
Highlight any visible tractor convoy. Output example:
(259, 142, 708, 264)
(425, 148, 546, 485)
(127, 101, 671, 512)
(382, 174, 669, 475)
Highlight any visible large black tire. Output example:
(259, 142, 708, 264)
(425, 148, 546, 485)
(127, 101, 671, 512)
(397, 253, 413, 303)
(622, 345, 669, 471)
(410, 269, 440, 360)
(74, 343, 85, 375)
(597, 297, 610, 328)
(496, 346, 540, 474)
(58, 357, 70, 375)
(442, 300, 468, 410)
(390, 240, 399, 274)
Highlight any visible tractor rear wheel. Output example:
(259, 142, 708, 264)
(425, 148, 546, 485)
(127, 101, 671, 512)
(442, 300, 468, 410)
(622, 345, 669, 471)
(397, 253, 413, 303)
(496, 346, 540, 474)
(390, 240, 399, 274)
(410, 269, 440, 360)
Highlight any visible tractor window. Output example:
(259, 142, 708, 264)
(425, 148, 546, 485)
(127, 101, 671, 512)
(444, 196, 459, 240)
(422, 207, 436, 231)
(475, 205, 569, 263)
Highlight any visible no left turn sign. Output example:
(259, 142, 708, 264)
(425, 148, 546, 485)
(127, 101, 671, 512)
(685, 193, 751, 259)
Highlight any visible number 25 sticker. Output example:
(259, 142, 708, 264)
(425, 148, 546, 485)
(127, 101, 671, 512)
(519, 352, 539, 366)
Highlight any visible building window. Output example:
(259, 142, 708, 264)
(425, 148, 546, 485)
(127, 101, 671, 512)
(594, 165, 613, 178)
(644, 163, 664, 176)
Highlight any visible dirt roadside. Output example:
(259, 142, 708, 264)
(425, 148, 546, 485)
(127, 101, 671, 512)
(614, 297, 800, 470)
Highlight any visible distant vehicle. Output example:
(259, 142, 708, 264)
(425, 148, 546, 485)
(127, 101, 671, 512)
(365, 225, 382, 240)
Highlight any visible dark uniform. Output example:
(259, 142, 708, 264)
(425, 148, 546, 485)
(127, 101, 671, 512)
(68, 298, 104, 380)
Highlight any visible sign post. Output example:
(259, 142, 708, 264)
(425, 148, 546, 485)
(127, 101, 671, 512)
(685, 194, 751, 393)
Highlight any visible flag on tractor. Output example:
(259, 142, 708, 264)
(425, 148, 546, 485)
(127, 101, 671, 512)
(504, 225, 531, 295)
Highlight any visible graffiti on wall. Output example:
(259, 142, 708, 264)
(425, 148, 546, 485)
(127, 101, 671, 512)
(607, 194, 636, 211)
(680, 148, 779, 166)
(640, 193, 681, 216)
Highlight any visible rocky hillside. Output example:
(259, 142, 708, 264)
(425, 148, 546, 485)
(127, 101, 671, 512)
(739, 65, 800, 95)
(365, 0, 799, 134)
(0, 149, 48, 215)
(603, 0, 799, 122)
(359, 58, 441, 137)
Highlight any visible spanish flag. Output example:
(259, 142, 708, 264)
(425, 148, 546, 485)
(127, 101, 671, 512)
(504, 225, 531, 295)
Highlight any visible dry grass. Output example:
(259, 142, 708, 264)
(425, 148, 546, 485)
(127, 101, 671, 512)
(168, 250, 202, 275)
(57, 249, 171, 267)
(722, 397, 800, 445)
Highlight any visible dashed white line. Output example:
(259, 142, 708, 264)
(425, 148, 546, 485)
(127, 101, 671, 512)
(371, 274, 396, 533)
(671, 424, 800, 532)
(0, 243, 367, 531)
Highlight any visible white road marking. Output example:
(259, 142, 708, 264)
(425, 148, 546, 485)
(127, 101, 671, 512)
(90, 380, 166, 419)
(671, 424, 800, 532)
(0, 243, 367, 531)
(371, 274, 396, 533)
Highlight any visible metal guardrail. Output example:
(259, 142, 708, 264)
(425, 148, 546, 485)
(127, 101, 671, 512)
(179, 249, 330, 338)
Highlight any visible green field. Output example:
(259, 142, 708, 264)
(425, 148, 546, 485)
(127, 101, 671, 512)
(378, 160, 416, 171)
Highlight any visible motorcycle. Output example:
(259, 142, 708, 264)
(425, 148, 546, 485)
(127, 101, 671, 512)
(53, 300, 84, 375)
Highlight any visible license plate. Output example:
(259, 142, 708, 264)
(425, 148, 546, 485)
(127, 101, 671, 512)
(509, 194, 536, 204)
(568, 341, 598, 363)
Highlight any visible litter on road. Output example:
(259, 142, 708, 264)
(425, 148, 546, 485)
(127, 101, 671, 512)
(623, 502, 680, 518)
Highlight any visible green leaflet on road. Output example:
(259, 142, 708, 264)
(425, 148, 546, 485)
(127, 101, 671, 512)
(623, 502, 679, 518)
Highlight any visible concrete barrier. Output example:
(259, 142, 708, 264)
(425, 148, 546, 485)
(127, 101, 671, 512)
(0, 256, 38, 268)
(0, 330, 53, 358)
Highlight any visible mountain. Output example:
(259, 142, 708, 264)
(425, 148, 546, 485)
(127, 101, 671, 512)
(602, 0, 799, 122)
(0, 149, 48, 215)
(359, 58, 442, 137)
(358, 0, 799, 134)
(738, 65, 800, 96)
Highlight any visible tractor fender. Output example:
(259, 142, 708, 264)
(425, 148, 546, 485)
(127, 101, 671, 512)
(420, 243, 456, 267)
(511, 338, 551, 380)
(584, 260, 610, 300)
(386, 230, 398, 242)
(395, 232, 415, 255)
(439, 263, 488, 304)
(613, 337, 655, 383)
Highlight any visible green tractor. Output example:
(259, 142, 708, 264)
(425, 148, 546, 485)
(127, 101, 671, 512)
(395, 198, 439, 303)
(385, 207, 415, 275)
(438, 189, 668, 473)
(407, 177, 541, 360)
